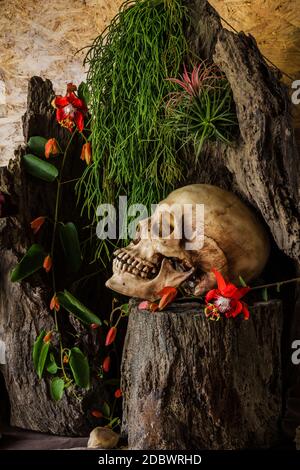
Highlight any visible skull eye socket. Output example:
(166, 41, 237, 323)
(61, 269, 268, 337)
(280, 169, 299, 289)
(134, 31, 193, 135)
(152, 213, 175, 238)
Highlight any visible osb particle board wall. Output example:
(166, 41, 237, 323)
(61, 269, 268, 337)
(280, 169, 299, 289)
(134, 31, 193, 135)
(0, 0, 299, 166)
(0, 0, 124, 165)
(210, 0, 300, 144)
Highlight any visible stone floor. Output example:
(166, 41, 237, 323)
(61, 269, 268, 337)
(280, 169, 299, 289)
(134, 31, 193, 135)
(0, 426, 88, 450)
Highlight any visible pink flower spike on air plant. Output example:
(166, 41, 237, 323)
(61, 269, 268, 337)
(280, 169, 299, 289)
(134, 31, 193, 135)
(167, 63, 223, 97)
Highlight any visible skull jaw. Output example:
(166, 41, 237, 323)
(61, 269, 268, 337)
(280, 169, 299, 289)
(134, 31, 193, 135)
(105, 258, 194, 302)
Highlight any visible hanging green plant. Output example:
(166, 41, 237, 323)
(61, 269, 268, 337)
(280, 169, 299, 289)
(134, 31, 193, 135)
(76, 0, 190, 260)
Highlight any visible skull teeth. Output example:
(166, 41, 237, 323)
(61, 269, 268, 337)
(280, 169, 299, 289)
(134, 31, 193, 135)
(113, 250, 159, 279)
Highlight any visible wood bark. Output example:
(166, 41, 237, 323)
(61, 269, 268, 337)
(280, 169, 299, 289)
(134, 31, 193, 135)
(0, 77, 105, 436)
(122, 300, 282, 450)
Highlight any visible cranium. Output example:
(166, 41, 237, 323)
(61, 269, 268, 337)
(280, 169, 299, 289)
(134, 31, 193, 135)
(106, 184, 270, 301)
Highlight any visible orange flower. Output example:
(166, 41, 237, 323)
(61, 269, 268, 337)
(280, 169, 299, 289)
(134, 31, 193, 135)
(105, 326, 117, 346)
(114, 388, 122, 398)
(63, 355, 69, 364)
(80, 142, 92, 165)
(102, 356, 111, 373)
(91, 410, 103, 418)
(50, 295, 60, 312)
(43, 331, 52, 343)
(45, 138, 60, 159)
(30, 216, 45, 234)
(43, 255, 52, 273)
(138, 300, 159, 312)
(157, 286, 177, 311)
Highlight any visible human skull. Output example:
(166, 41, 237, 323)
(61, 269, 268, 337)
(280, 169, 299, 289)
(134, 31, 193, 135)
(106, 184, 270, 301)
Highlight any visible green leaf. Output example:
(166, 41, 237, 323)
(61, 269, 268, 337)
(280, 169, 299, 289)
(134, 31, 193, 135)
(27, 136, 48, 157)
(57, 290, 101, 326)
(23, 154, 58, 182)
(121, 303, 129, 316)
(46, 353, 58, 375)
(33, 330, 46, 373)
(11, 244, 45, 282)
(102, 401, 111, 418)
(59, 223, 82, 273)
(262, 288, 268, 302)
(78, 82, 90, 106)
(69, 347, 90, 388)
(50, 377, 65, 401)
(239, 275, 247, 287)
(37, 341, 50, 380)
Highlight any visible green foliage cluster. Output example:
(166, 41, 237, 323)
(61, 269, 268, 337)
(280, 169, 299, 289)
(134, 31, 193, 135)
(77, 0, 190, 258)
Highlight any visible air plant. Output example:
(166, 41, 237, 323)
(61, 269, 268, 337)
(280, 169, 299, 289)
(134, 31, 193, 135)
(166, 62, 238, 158)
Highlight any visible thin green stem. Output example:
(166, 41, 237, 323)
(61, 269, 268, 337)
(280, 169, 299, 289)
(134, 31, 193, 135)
(61, 177, 80, 185)
(251, 277, 300, 291)
(49, 129, 77, 371)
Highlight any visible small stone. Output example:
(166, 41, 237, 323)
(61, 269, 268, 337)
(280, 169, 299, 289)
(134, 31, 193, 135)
(87, 427, 119, 449)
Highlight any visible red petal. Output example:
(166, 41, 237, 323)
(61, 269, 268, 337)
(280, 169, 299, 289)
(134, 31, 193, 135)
(68, 93, 86, 111)
(56, 108, 65, 122)
(74, 111, 84, 132)
(105, 326, 117, 346)
(205, 289, 219, 303)
(229, 301, 243, 318)
(54, 95, 69, 108)
(212, 268, 227, 291)
(223, 283, 238, 297)
(158, 287, 177, 310)
(158, 286, 177, 297)
(242, 302, 250, 320)
(234, 287, 251, 300)
(138, 301, 150, 310)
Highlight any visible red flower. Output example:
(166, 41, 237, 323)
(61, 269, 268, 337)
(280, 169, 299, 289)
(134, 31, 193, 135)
(157, 286, 177, 311)
(52, 84, 87, 133)
(205, 269, 250, 320)
(30, 216, 45, 234)
(102, 356, 111, 373)
(91, 410, 103, 419)
(90, 323, 99, 329)
(80, 142, 92, 165)
(50, 295, 60, 312)
(43, 331, 52, 343)
(114, 388, 122, 398)
(105, 326, 117, 346)
(45, 138, 60, 159)
(43, 255, 52, 273)
(63, 355, 69, 364)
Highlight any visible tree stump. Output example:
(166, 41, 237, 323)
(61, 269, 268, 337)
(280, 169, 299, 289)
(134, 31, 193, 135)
(122, 300, 282, 449)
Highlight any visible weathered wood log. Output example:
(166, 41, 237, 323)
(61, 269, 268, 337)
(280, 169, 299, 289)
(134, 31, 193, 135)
(0, 77, 106, 436)
(122, 300, 282, 450)
(184, 0, 300, 262)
